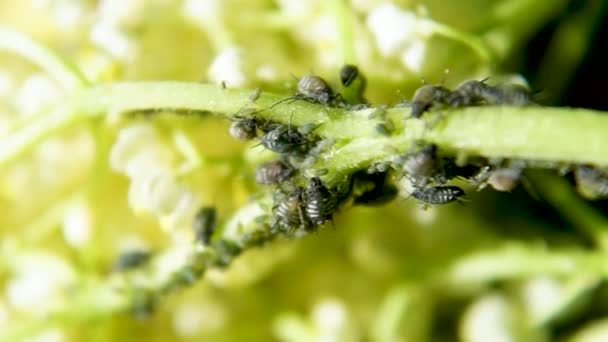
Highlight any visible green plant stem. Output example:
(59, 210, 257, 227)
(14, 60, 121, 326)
(438, 243, 608, 287)
(2, 82, 608, 172)
(0, 26, 88, 90)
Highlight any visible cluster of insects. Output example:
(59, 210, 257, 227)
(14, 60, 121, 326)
(409, 78, 537, 118)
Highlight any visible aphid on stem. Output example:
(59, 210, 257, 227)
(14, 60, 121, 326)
(410, 84, 451, 118)
(192, 206, 217, 245)
(255, 159, 295, 185)
(410, 185, 466, 207)
(274, 187, 310, 232)
(305, 177, 338, 227)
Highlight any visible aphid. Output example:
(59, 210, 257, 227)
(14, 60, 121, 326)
(410, 84, 451, 118)
(481, 83, 535, 106)
(192, 206, 217, 245)
(470, 165, 523, 192)
(297, 75, 335, 104)
(305, 177, 337, 226)
(340, 64, 359, 87)
(574, 165, 608, 199)
(229, 118, 258, 141)
(255, 160, 295, 185)
(401, 144, 443, 187)
(260, 124, 311, 154)
(487, 167, 522, 192)
(447, 79, 490, 107)
(112, 250, 151, 272)
(411, 186, 466, 205)
(271, 75, 336, 108)
(339, 64, 367, 105)
(275, 187, 310, 231)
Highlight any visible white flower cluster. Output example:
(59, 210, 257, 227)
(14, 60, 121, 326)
(109, 124, 201, 234)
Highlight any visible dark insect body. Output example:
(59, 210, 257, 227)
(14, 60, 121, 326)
(411, 186, 466, 205)
(112, 250, 151, 272)
(260, 124, 311, 154)
(340, 64, 359, 87)
(410, 84, 451, 118)
(255, 160, 295, 185)
(229, 118, 258, 141)
(275, 187, 310, 231)
(305, 177, 337, 226)
(447, 79, 490, 107)
(192, 206, 217, 245)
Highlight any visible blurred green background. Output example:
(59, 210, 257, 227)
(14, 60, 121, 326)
(0, 0, 607, 341)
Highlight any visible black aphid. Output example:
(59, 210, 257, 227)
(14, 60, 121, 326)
(340, 64, 359, 87)
(447, 79, 490, 107)
(410, 84, 451, 118)
(255, 160, 295, 185)
(192, 206, 217, 245)
(411, 186, 466, 205)
(260, 124, 311, 154)
(305, 177, 337, 226)
(112, 250, 151, 272)
(275, 187, 309, 231)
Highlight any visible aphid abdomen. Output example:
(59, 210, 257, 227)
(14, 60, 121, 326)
(411, 186, 465, 205)
(297, 75, 334, 104)
(275, 188, 309, 230)
(574, 165, 608, 199)
(487, 167, 522, 192)
(229, 119, 257, 141)
(305, 177, 337, 226)
(112, 250, 151, 272)
(410, 85, 451, 118)
(448, 80, 490, 107)
(192, 206, 217, 245)
(482, 84, 534, 106)
(255, 160, 295, 185)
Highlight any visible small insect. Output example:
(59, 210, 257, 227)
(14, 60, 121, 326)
(260, 124, 311, 154)
(447, 79, 490, 107)
(274, 187, 310, 231)
(411, 186, 466, 205)
(410, 84, 452, 118)
(482, 83, 535, 106)
(305, 177, 337, 226)
(271, 75, 337, 109)
(192, 206, 217, 245)
(228, 108, 271, 141)
(401, 144, 443, 187)
(229, 118, 258, 141)
(255, 160, 295, 185)
(470, 165, 523, 192)
(339, 64, 367, 106)
(574, 165, 608, 199)
(112, 250, 151, 272)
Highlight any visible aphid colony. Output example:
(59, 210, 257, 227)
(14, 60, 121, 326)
(409, 78, 537, 118)
(215, 65, 608, 239)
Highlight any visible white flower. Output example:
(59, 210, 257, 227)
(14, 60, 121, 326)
(367, 4, 433, 72)
(208, 47, 246, 87)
